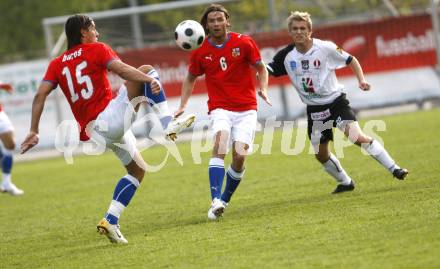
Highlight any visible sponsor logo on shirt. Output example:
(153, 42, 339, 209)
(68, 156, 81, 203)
(289, 61, 296, 71)
(304, 92, 324, 100)
(205, 55, 213, 61)
(311, 109, 331, 121)
(301, 77, 315, 93)
(301, 60, 309, 70)
(232, 47, 240, 57)
(313, 59, 321, 68)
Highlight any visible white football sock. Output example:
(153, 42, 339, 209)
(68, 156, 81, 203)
(1, 173, 11, 187)
(322, 153, 352, 185)
(363, 140, 398, 173)
(107, 200, 126, 220)
(151, 101, 172, 129)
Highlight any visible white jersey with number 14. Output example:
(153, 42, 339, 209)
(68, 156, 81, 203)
(283, 38, 352, 105)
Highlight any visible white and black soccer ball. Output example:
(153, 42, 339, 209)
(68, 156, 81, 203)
(174, 20, 205, 51)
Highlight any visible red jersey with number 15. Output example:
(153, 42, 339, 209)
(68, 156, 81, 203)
(43, 42, 119, 141)
(189, 32, 262, 112)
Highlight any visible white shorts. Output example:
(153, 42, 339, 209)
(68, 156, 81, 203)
(0, 111, 14, 134)
(210, 108, 257, 150)
(88, 86, 138, 165)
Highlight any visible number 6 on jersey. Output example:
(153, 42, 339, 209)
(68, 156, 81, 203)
(220, 57, 227, 71)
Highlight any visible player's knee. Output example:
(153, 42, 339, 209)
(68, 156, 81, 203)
(354, 134, 372, 146)
(232, 150, 245, 162)
(233, 143, 249, 157)
(4, 141, 16, 151)
(213, 143, 228, 156)
(138, 65, 153, 74)
(348, 132, 372, 146)
(9, 142, 15, 150)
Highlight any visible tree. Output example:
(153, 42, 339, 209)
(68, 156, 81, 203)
(0, 0, 123, 63)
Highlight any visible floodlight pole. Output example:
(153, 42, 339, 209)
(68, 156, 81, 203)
(268, 0, 289, 119)
(43, 23, 54, 57)
(268, 0, 277, 30)
(129, 0, 144, 49)
(382, 0, 399, 17)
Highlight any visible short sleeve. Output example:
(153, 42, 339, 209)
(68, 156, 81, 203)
(267, 44, 295, 77)
(324, 40, 352, 70)
(97, 42, 120, 69)
(188, 50, 204, 76)
(244, 36, 262, 65)
(42, 60, 59, 87)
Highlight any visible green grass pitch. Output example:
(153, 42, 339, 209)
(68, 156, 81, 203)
(1, 109, 439, 268)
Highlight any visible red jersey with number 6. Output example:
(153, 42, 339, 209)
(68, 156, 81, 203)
(189, 32, 262, 112)
(43, 42, 119, 141)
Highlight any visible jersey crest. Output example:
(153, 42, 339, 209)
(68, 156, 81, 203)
(277, 39, 352, 105)
(232, 47, 240, 57)
(301, 60, 309, 70)
(188, 32, 261, 112)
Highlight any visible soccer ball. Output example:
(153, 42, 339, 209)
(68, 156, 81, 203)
(174, 20, 205, 51)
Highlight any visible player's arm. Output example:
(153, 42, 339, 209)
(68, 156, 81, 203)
(20, 81, 54, 154)
(266, 44, 294, 77)
(175, 72, 197, 118)
(348, 56, 370, 91)
(108, 60, 160, 94)
(255, 61, 271, 106)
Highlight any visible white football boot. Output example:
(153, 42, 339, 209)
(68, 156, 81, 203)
(0, 183, 24, 196)
(165, 114, 196, 141)
(207, 198, 226, 221)
(97, 218, 128, 244)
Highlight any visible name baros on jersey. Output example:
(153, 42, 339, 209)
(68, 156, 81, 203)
(267, 38, 353, 106)
(44, 42, 118, 141)
(62, 48, 83, 62)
